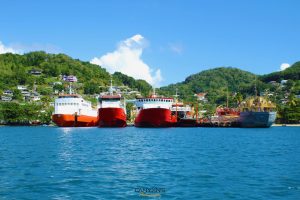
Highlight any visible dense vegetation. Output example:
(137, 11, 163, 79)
(0, 102, 52, 125)
(260, 62, 300, 82)
(0, 51, 152, 95)
(159, 67, 262, 105)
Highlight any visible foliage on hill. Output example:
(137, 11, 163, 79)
(260, 62, 300, 82)
(0, 102, 52, 125)
(159, 65, 300, 123)
(0, 51, 152, 95)
(159, 67, 260, 104)
(112, 72, 152, 95)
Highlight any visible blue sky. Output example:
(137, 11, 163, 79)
(0, 0, 299, 86)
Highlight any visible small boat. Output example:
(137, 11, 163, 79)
(171, 102, 197, 127)
(210, 107, 240, 127)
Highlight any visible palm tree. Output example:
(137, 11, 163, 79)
(287, 94, 296, 107)
(234, 92, 243, 106)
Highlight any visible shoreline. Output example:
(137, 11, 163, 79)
(1, 124, 300, 127)
(272, 124, 300, 127)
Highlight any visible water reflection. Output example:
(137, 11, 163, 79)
(58, 128, 75, 164)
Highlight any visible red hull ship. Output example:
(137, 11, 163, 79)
(52, 114, 98, 127)
(134, 92, 176, 128)
(98, 107, 127, 127)
(98, 80, 127, 128)
(135, 108, 176, 127)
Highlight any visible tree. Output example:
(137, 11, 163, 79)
(12, 89, 23, 101)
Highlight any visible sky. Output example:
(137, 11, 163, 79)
(0, 0, 299, 86)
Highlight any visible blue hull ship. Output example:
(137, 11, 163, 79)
(239, 111, 277, 128)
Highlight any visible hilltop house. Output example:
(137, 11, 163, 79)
(17, 85, 27, 90)
(1, 96, 12, 102)
(31, 92, 41, 101)
(194, 93, 207, 102)
(28, 69, 42, 75)
(281, 80, 288, 85)
(268, 81, 278, 86)
(62, 75, 77, 82)
(3, 90, 13, 96)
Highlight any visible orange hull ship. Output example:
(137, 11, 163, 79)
(52, 93, 98, 127)
(98, 107, 127, 127)
(52, 114, 98, 127)
(135, 108, 176, 127)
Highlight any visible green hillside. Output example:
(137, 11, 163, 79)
(260, 62, 300, 82)
(159, 67, 260, 104)
(0, 51, 152, 95)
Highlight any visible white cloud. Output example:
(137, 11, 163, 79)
(0, 40, 61, 54)
(0, 41, 18, 54)
(280, 63, 290, 71)
(169, 43, 183, 54)
(10, 43, 61, 54)
(90, 34, 162, 87)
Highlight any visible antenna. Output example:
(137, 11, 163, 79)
(226, 85, 229, 108)
(254, 76, 257, 98)
(33, 81, 37, 93)
(109, 77, 113, 95)
(69, 82, 72, 94)
(174, 88, 179, 103)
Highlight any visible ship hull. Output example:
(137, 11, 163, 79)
(176, 118, 197, 127)
(98, 107, 127, 127)
(135, 108, 176, 127)
(52, 114, 98, 127)
(239, 111, 276, 128)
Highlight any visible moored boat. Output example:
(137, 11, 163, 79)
(52, 94, 98, 127)
(171, 102, 197, 127)
(98, 80, 127, 127)
(134, 93, 177, 127)
(238, 96, 276, 128)
(210, 107, 240, 127)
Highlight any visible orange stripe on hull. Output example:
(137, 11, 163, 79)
(134, 108, 177, 127)
(98, 108, 127, 127)
(52, 114, 98, 127)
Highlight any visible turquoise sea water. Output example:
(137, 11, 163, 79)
(0, 127, 299, 199)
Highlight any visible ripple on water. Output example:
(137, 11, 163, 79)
(0, 126, 299, 199)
